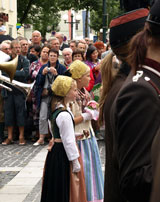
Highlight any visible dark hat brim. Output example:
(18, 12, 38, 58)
(109, 8, 149, 49)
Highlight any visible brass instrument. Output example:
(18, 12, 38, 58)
(0, 54, 35, 98)
(0, 73, 35, 97)
(0, 55, 18, 82)
(0, 83, 12, 91)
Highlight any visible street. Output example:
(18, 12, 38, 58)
(0, 139, 105, 202)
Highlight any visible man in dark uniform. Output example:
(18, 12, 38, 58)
(109, 1, 160, 202)
(2, 40, 29, 145)
(102, 8, 149, 202)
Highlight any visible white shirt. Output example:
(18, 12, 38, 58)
(56, 105, 79, 161)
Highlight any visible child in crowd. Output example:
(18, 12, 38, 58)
(41, 75, 86, 202)
(68, 60, 104, 202)
(0, 18, 6, 35)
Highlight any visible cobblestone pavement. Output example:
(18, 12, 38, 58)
(0, 139, 105, 202)
(0, 141, 44, 167)
(0, 171, 19, 189)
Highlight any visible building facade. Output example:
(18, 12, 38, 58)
(58, 10, 94, 40)
(0, 0, 17, 38)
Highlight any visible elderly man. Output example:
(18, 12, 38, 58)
(62, 48, 73, 68)
(54, 32, 69, 51)
(2, 40, 29, 145)
(31, 30, 42, 46)
(47, 37, 64, 63)
(0, 41, 11, 55)
(19, 37, 37, 63)
(77, 41, 87, 52)
(0, 41, 11, 143)
(69, 40, 77, 52)
(0, 40, 12, 142)
(48, 37, 60, 51)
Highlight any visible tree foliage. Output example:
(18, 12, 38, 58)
(90, 0, 122, 34)
(17, 0, 123, 38)
(17, 0, 61, 37)
(57, 0, 101, 11)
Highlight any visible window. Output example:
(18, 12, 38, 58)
(9, 0, 14, 11)
(76, 22, 79, 30)
(9, 26, 13, 37)
(1, 0, 5, 9)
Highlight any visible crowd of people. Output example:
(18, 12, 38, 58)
(1, 1, 160, 201)
(0, 29, 108, 146)
(0, 25, 106, 202)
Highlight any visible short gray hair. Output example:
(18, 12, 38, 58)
(32, 30, 41, 37)
(62, 48, 73, 55)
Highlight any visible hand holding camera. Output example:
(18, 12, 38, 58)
(42, 66, 49, 75)
(49, 66, 58, 76)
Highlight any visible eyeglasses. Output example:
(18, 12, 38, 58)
(3, 48, 11, 50)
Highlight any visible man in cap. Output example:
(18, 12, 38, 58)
(102, 8, 149, 202)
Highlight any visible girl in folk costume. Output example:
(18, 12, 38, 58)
(40, 75, 87, 202)
(68, 60, 104, 202)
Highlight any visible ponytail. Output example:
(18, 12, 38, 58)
(99, 52, 116, 126)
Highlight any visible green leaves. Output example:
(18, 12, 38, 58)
(17, 0, 61, 37)
(90, 0, 122, 34)
(17, 0, 123, 38)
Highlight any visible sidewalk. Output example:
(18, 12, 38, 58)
(0, 140, 105, 202)
(0, 142, 47, 202)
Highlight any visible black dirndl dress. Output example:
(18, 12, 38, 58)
(41, 143, 70, 202)
(41, 108, 70, 202)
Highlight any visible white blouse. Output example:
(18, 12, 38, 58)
(56, 105, 79, 161)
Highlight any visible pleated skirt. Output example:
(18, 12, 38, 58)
(41, 143, 70, 202)
(77, 130, 104, 202)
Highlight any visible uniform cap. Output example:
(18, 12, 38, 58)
(109, 8, 149, 48)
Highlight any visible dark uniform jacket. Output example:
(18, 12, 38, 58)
(110, 58, 160, 202)
(150, 127, 160, 202)
(14, 55, 29, 83)
(2, 55, 29, 96)
(2, 55, 29, 126)
(104, 64, 130, 202)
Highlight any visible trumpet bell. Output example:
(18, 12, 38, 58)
(0, 56, 18, 82)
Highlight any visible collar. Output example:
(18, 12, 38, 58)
(142, 58, 160, 78)
(56, 104, 72, 115)
(60, 42, 63, 49)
